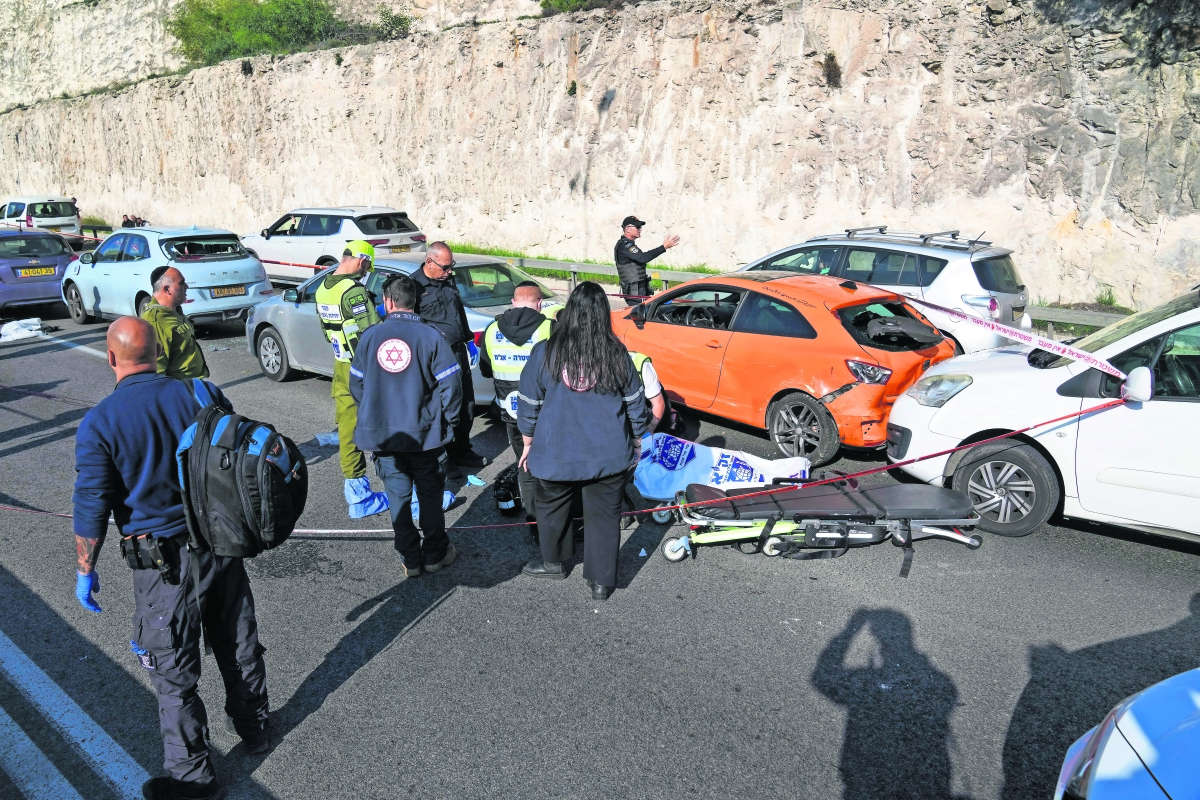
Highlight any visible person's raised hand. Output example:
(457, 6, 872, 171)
(76, 571, 102, 613)
(663, 234, 681, 249)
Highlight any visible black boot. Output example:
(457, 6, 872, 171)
(522, 559, 566, 579)
(587, 579, 612, 601)
(142, 777, 225, 800)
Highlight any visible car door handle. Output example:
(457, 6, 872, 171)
(706, 340, 722, 349)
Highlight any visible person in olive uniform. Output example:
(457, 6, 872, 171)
(614, 216, 680, 306)
(411, 241, 486, 470)
(142, 266, 210, 381)
(315, 240, 389, 518)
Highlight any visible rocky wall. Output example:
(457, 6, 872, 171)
(2, 0, 1199, 308)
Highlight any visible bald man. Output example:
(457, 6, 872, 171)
(73, 317, 266, 800)
(479, 282, 555, 525)
(142, 266, 210, 381)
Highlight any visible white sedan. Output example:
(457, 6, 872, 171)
(886, 289, 1200, 538)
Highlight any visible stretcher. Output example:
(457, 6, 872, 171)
(660, 478, 982, 569)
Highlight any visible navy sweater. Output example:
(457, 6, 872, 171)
(517, 341, 651, 481)
(72, 372, 227, 540)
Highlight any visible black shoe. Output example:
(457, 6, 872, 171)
(142, 777, 225, 800)
(522, 558, 566, 579)
(449, 449, 487, 469)
(587, 579, 612, 601)
(224, 715, 270, 755)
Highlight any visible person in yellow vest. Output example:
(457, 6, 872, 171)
(622, 351, 670, 527)
(315, 240, 388, 518)
(479, 282, 554, 526)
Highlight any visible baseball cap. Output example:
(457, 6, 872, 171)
(344, 239, 375, 267)
(621, 216, 645, 229)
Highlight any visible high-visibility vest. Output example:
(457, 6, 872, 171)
(630, 352, 651, 374)
(314, 275, 364, 363)
(484, 317, 553, 382)
(540, 301, 567, 320)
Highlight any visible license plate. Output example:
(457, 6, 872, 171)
(15, 267, 55, 278)
(211, 285, 247, 298)
(47, 227, 61, 232)
(390, 245, 411, 253)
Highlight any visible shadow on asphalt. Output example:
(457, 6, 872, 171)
(1000, 592, 1200, 799)
(813, 608, 971, 800)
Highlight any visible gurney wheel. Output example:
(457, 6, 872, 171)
(661, 536, 689, 562)
(652, 505, 675, 524)
(734, 540, 761, 555)
(762, 536, 785, 557)
(966, 535, 983, 550)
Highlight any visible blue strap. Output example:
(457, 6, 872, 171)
(192, 378, 214, 409)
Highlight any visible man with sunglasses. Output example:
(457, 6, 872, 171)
(412, 242, 486, 470)
(614, 215, 680, 307)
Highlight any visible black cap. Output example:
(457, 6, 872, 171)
(621, 216, 645, 229)
(150, 265, 171, 288)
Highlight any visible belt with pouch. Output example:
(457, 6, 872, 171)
(120, 532, 185, 583)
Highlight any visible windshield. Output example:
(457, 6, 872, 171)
(454, 263, 553, 308)
(972, 255, 1024, 294)
(356, 214, 418, 235)
(1028, 290, 1200, 369)
(0, 236, 70, 257)
(162, 236, 247, 261)
(28, 201, 77, 218)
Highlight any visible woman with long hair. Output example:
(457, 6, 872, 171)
(516, 281, 652, 600)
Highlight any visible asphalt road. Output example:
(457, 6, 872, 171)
(1, 305, 1198, 800)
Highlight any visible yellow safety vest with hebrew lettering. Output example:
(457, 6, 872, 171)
(485, 318, 553, 382)
(314, 275, 363, 363)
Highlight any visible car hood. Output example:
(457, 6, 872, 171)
(923, 344, 1078, 383)
(1116, 667, 1200, 800)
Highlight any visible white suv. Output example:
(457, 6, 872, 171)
(1, 196, 81, 238)
(741, 227, 1032, 353)
(241, 206, 427, 282)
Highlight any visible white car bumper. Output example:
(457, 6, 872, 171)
(885, 394, 962, 485)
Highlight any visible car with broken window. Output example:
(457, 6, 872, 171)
(611, 271, 957, 465)
(740, 226, 1031, 354)
(61, 227, 273, 325)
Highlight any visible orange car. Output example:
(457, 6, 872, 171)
(612, 271, 956, 465)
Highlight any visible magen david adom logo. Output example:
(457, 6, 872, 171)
(377, 339, 412, 373)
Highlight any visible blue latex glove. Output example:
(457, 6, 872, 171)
(466, 340, 480, 367)
(76, 571, 101, 613)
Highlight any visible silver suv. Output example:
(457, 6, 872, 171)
(740, 226, 1031, 353)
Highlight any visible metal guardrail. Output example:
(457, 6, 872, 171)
(1026, 306, 1129, 326)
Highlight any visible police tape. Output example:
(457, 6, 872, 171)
(0, 221, 106, 243)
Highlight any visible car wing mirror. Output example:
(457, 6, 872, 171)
(1121, 366, 1153, 403)
(283, 288, 299, 303)
(261, 229, 270, 240)
(79, 251, 94, 264)
(628, 304, 647, 329)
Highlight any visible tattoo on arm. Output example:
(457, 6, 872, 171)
(75, 535, 105, 574)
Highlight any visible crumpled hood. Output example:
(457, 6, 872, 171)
(496, 307, 547, 346)
(1116, 666, 1200, 800)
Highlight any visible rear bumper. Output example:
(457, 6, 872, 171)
(0, 281, 65, 309)
(185, 281, 273, 324)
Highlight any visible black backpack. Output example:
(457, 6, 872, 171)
(177, 404, 308, 558)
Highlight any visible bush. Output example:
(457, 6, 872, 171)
(823, 52, 842, 89)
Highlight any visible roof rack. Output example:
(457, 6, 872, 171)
(845, 225, 887, 238)
(920, 230, 959, 243)
(811, 228, 994, 249)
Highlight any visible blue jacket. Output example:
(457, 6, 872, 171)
(349, 312, 463, 452)
(72, 373, 229, 540)
(517, 340, 651, 481)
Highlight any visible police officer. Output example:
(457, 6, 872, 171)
(73, 317, 266, 800)
(350, 273, 463, 578)
(142, 266, 209, 381)
(411, 241, 486, 470)
(614, 216, 680, 306)
(479, 282, 554, 523)
(314, 240, 389, 518)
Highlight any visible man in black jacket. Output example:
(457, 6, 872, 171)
(614, 215, 680, 306)
(350, 273, 463, 578)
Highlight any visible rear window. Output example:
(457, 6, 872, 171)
(838, 302, 945, 352)
(972, 255, 1024, 294)
(162, 236, 247, 262)
(0, 236, 70, 257)
(355, 214, 418, 235)
(27, 201, 77, 218)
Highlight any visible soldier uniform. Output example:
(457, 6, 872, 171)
(142, 300, 210, 381)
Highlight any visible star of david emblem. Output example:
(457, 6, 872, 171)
(376, 338, 412, 373)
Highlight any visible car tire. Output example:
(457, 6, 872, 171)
(951, 441, 1058, 537)
(64, 283, 92, 324)
(767, 392, 840, 466)
(256, 327, 293, 382)
(136, 294, 151, 318)
(316, 257, 337, 267)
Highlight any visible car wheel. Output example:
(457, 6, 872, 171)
(64, 283, 92, 324)
(257, 327, 293, 382)
(951, 441, 1058, 536)
(767, 393, 840, 466)
(136, 294, 151, 317)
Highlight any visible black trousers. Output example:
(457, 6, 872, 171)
(374, 449, 449, 568)
(621, 279, 650, 306)
(448, 345, 475, 455)
(535, 471, 629, 587)
(504, 422, 537, 520)
(131, 537, 268, 787)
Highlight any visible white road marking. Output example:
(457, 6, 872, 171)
(0, 630, 149, 799)
(0, 705, 86, 800)
(35, 332, 108, 361)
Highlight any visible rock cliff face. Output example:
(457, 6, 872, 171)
(2, 0, 1198, 308)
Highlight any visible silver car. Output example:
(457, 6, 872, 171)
(244, 254, 563, 408)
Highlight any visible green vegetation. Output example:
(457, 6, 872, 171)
(80, 215, 109, 227)
(166, 0, 412, 66)
(448, 241, 717, 289)
(1095, 285, 1116, 307)
(540, 0, 610, 16)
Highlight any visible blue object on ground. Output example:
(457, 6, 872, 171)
(639, 548, 647, 557)
(345, 477, 389, 518)
(411, 490, 456, 519)
(467, 475, 486, 486)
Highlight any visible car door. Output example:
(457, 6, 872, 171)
(295, 214, 342, 266)
(621, 285, 742, 409)
(263, 214, 302, 279)
(90, 234, 126, 314)
(283, 270, 337, 374)
(1074, 322, 1200, 535)
(118, 233, 152, 315)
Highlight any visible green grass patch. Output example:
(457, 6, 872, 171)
(80, 215, 110, 227)
(447, 241, 717, 289)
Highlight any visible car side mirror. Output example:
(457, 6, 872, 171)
(1121, 366, 1153, 403)
(628, 304, 646, 329)
(283, 288, 298, 303)
(79, 251, 93, 264)
(261, 229, 270, 240)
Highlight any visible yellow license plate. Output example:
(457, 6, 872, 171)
(47, 227, 61, 232)
(211, 285, 247, 298)
(16, 267, 56, 277)
(390, 245, 411, 253)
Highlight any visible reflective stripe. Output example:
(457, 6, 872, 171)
(350, 366, 363, 378)
(314, 277, 361, 362)
(623, 387, 644, 403)
(435, 363, 461, 381)
(518, 392, 543, 406)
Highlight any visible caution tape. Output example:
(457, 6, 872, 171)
(0, 220, 106, 243)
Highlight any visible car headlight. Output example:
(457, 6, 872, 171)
(906, 374, 973, 407)
(846, 360, 892, 384)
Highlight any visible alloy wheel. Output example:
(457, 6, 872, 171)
(965, 460, 1036, 525)
(259, 336, 282, 374)
(771, 402, 822, 458)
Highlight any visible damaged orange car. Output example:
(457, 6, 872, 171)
(612, 271, 956, 466)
